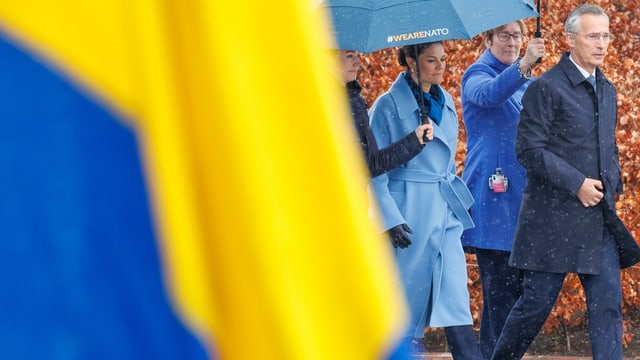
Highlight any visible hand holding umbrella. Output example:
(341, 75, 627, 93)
(520, 37, 546, 71)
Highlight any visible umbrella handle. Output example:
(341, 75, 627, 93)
(420, 110, 431, 143)
(414, 44, 432, 143)
(535, 0, 542, 63)
(534, 28, 542, 63)
(533, 28, 542, 64)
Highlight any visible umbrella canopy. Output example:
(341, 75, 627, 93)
(319, 0, 539, 53)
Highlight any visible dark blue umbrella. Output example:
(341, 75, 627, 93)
(319, 0, 539, 53)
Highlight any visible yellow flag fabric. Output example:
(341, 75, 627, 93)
(0, 1, 408, 359)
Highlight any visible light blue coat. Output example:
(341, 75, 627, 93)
(369, 72, 475, 337)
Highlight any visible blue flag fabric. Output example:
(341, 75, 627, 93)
(0, 32, 209, 360)
(0, 0, 413, 358)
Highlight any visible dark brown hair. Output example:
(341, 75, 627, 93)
(397, 41, 444, 68)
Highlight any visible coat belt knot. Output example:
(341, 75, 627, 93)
(388, 168, 475, 229)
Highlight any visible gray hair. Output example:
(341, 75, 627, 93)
(565, 4, 608, 33)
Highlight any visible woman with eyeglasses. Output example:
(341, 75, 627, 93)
(459, 20, 545, 359)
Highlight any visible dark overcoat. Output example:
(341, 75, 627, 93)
(510, 52, 638, 274)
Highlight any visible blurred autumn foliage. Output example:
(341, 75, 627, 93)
(358, 0, 640, 345)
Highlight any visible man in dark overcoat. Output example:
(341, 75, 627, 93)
(490, 5, 640, 360)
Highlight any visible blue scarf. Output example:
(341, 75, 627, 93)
(404, 73, 445, 125)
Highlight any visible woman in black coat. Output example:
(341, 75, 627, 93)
(337, 50, 432, 178)
(348, 79, 430, 177)
(338, 49, 433, 255)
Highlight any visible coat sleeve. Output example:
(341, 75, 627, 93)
(516, 79, 586, 195)
(369, 174, 405, 230)
(461, 61, 527, 108)
(366, 128, 423, 177)
(367, 96, 407, 230)
(351, 90, 423, 177)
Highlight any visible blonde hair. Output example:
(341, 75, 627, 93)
(483, 20, 527, 40)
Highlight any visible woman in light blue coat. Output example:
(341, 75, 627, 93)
(369, 42, 481, 360)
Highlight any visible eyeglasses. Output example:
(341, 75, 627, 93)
(495, 32, 523, 42)
(571, 32, 615, 43)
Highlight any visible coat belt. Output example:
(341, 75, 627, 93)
(387, 168, 475, 230)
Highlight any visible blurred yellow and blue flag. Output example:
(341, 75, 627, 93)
(0, 1, 409, 359)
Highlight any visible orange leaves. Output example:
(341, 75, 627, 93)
(359, 0, 640, 342)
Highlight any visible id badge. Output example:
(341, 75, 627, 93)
(488, 168, 508, 193)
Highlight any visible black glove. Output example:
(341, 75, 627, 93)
(387, 223, 413, 249)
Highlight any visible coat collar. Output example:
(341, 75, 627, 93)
(388, 72, 454, 120)
(478, 48, 511, 72)
(346, 80, 362, 93)
(388, 72, 420, 119)
(558, 52, 606, 89)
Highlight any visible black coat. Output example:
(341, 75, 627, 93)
(510, 53, 640, 274)
(347, 81, 423, 177)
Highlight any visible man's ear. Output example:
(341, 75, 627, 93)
(565, 32, 575, 48)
